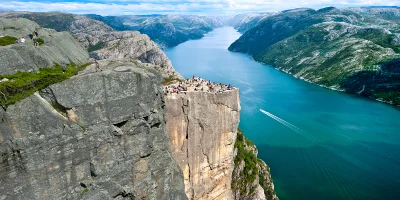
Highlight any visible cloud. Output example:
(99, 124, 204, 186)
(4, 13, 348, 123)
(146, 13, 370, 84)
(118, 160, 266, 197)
(0, 0, 398, 15)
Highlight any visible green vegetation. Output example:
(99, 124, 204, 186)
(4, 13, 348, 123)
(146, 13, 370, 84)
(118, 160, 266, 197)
(253, 21, 400, 105)
(0, 63, 91, 108)
(37, 38, 45, 45)
(234, 129, 258, 183)
(231, 129, 259, 196)
(340, 59, 400, 105)
(88, 41, 105, 52)
(162, 75, 183, 85)
(231, 129, 277, 199)
(0, 36, 18, 46)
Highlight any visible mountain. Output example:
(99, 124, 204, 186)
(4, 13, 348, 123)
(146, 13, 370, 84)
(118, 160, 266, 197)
(86, 14, 224, 48)
(229, 7, 400, 105)
(228, 13, 272, 33)
(0, 11, 182, 79)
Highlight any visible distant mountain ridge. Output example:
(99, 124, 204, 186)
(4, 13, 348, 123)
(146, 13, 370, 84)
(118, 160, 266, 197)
(229, 7, 400, 105)
(85, 14, 224, 48)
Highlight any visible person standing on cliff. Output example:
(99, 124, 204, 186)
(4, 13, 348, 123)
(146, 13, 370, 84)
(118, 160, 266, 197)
(94, 58, 101, 72)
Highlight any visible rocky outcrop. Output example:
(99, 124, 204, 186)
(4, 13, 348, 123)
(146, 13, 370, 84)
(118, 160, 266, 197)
(0, 18, 89, 75)
(0, 12, 180, 79)
(231, 130, 277, 200)
(165, 90, 240, 199)
(70, 15, 114, 48)
(0, 59, 187, 200)
(92, 31, 181, 79)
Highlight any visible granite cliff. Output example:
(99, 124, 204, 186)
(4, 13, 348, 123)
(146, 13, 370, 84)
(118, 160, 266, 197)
(165, 90, 276, 199)
(0, 59, 187, 200)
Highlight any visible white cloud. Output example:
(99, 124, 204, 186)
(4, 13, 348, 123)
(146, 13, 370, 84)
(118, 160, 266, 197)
(0, 0, 398, 15)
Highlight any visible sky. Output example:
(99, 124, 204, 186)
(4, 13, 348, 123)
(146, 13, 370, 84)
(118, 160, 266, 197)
(0, 0, 399, 16)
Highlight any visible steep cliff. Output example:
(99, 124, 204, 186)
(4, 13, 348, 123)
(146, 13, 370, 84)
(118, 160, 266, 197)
(165, 90, 240, 199)
(0, 18, 89, 75)
(0, 59, 187, 200)
(165, 89, 277, 200)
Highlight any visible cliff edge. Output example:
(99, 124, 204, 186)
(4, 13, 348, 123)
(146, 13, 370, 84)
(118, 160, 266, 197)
(0, 59, 187, 200)
(165, 90, 240, 199)
(165, 88, 277, 200)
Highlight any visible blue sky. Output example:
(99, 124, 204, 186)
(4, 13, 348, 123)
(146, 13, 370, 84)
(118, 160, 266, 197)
(0, 0, 399, 16)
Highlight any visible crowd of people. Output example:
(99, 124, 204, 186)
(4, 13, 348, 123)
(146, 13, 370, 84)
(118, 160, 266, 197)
(164, 75, 236, 95)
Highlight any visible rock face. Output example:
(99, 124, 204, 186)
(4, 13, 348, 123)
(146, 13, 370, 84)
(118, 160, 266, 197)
(0, 18, 89, 75)
(165, 91, 240, 199)
(93, 31, 181, 79)
(0, 59, 187, 200)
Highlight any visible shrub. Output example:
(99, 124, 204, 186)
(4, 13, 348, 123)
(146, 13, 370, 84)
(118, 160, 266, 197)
(232, 128, 259, 196)
(36, 38, 45, 45)
(0, 36, 18, 46)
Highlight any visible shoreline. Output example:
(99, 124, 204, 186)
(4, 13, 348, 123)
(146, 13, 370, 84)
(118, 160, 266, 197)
(239, 53, 400, 108)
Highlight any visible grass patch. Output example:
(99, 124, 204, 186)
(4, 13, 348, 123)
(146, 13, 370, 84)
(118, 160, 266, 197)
(37, 38, 45, 45)
(0, 36, 18, 46)
(162, 75, 182, 85)
(0, 62, 91, 108)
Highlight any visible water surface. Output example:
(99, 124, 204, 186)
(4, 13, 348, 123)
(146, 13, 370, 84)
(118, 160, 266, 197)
(165, 27, 400, 200)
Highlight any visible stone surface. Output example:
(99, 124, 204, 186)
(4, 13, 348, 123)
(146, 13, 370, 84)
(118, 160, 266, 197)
(165, 90, 240, 200)
(93, 31, 182, 79)
(0, 59, 187, 200)
(0, 18, 89, 75)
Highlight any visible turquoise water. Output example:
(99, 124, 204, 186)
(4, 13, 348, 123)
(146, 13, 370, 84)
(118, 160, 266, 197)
(165, 27, 400, 200)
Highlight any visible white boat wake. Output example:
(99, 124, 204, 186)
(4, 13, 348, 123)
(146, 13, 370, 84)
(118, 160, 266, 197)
(259, 108, 400, 184)
(259, 108, 317, 143)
